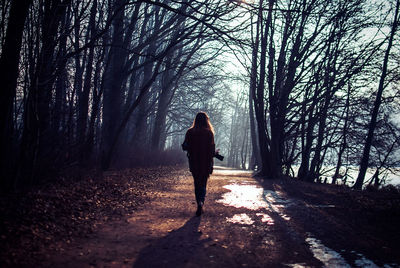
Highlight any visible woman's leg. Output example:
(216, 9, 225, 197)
(193, 175, 208, 205)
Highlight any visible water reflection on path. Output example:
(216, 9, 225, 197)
(226, 213, 254, 225)
(306, 235, 350, 267)
(216, 182, 292, 222)
(217, 183, 268, 210)
(217, 179, 389, 267)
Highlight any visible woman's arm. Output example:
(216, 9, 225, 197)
(210, 133, 215, 157)
(209, 131, 215, 174)
(182, 129, 191, 151)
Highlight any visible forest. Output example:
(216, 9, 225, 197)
(0, 0, 399, 191)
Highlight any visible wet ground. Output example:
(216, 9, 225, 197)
(39, 166, 400, 267)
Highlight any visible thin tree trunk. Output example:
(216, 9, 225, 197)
(249, 89, 260, 170)
(151, 51, 176, 151)
(101, 0, 125, 170)
(354, 0, 399, 190)
(333, 84, 351, 184)
(78, 0, 97, 164)
(18, 0, 71, 187)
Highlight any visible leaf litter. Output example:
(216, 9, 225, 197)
(0, 165, 184, 266)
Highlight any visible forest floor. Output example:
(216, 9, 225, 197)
(1, 165, 400, 267)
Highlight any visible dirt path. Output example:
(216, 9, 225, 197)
(42, 167, 399, 267)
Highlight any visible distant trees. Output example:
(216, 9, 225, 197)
(247, 0, 400, 186)
(227, 86, 251, 169)
(1, 0, 399, 191)
(0, 0, 244, 190)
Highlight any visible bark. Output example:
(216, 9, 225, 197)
(78, 0, 97, 164)
(247, 8, 261, 171)
(101, 0, 125, 170)
(249, 85, 260, 170)
(0, 0, 32, 188)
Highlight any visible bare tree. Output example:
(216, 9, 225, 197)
(354, 0, 400, 189)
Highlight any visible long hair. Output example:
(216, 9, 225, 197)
(190, 112, 214, 134)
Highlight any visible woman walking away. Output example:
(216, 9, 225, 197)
(183, 112, 215, 216)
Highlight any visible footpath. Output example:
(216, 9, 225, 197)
(2, 166, 399, 267)
(41, 166, 400, 267)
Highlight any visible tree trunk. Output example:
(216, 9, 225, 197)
(18, 0, 71, 187)
(151, 54, 174, 151)
(0, 0, 32, 189)
(354, 0, 399, 190)
(298, 82, 319, 180)
(252, 0, 278, 178)
(333, 84, 351, 184)
(101, 0, 125, 170)
(78, 0, 97, 165)
(249, 83, 260, 170)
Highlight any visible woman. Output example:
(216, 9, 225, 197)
(183, 112, 215, 216)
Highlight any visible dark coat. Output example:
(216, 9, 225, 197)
(184, 127, 215, 177)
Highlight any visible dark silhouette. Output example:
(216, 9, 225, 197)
(183, 112, 215, 216)
(132, 217, 211, 267)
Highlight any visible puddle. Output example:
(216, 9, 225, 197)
(217, 184, 268, 210)
(226, 214, 254, 225)
(263, 190, 292, 220)
(285, 264, 308, 268)
(306, 235, 351, 267)
(217, 183, 293, 223)
(383, 264, 400, 268)
(305, 234, 388, 268)
(354, 255, 379, 267)
(256, 213, 274, 225)
(218, 182, 396, 267)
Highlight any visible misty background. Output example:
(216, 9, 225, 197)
(0, 0, 399, 191)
